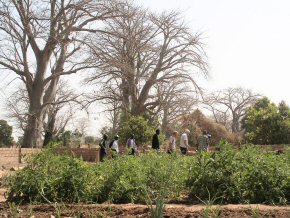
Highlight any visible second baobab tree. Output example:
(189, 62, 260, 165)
(86, 5, 208, 126)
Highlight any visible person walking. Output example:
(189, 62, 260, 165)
(109, 135, 120, 157)
(168, 131, 178, 154)
(126, 134, 137, 156)
(197, 130, 210, 152)
(180, 129, 190, 155)
(99, 134, 108, 162)
(152, 129, 160, 150)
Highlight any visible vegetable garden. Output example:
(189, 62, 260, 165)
(4, 141, 290, 206)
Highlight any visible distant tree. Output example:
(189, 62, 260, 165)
(84, 136, 95, 144)
(278, 100, 290, 120)
(0, 120, 13, 147)
(203, 87, 260, 132)
(242, 97, 290, 144)
(58, 130, 73, 147)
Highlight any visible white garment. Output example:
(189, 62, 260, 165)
(169, 136, 176, 150)
(127, 138, 137, 149)
(180, 133, 188, 148)
(111, 140, 119, 153)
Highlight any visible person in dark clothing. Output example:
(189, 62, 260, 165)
(99, 134, 108, 162)
(152, 129, 160, 150)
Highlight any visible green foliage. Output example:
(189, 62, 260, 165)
(5, 141, 290, 205)
(56, 129, 85, 147)
(0, 120, 13, 147)
(186, 140, 290, 204)
(242, 97, 290, 144)
(6, 147, 100, 203)
(118, 116, 155, 145)
(95, 151, 189, 203)
(84, 136, 95, 144)
(146, 190, 166, 218)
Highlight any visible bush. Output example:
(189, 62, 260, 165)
(95, 151, 190, 203)
(186, 141, 290, 204)
(242, 97, 290, 144)
(118, 116, 155, 145)
(179, 110, 238, 146)
(6, 148, 100, 203)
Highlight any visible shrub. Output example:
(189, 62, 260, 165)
(95, 151, 190, 203)
(186, 141, 290, 204)
(179, 110, 238, 146)
(118, 116, 155, 145)
(6, 148, 100, 203)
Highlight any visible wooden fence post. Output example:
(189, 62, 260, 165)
(18, 146, 22, 164)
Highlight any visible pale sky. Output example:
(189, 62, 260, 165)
(1, 0, 290, 138)
(139, 0, 290, 104)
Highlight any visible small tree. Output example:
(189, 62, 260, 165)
(0, 120, 13, 147)
(118, 116, 155, 146)
(242, 97, 290, 144)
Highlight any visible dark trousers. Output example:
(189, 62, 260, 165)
(180, 147, 187, 155)
(100, 148, 106, 162)
(129, 148, 136, 156)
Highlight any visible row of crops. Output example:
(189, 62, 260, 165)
(4, 141, 290, 205)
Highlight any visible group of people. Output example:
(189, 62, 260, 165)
(99, 133, 137, 161)
(99, 129, 210, 161)
(152, 129, 210, 155)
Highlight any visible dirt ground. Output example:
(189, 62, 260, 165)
(0, 202, 289, 218)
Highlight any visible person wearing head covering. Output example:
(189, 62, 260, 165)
(126, 134, 137, 156)
(152, 129, 160, 150)
(197, 130, 210, 152)
(99, 134, 108, 162)
(180, 129, 190, 155)
(109, 135, 120, 157)
(168, 131, 178, 154)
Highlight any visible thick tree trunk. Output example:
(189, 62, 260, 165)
(131, 102, 145, 116)
(22, 110, 43, 148)
(231, 114, 240, 133)
(43, 110, 57, 147)
(22, 52, 49, 148)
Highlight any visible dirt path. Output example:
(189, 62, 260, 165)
(0, 202, 289, 217)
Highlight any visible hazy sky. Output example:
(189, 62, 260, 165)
(139, 0, 290, 104)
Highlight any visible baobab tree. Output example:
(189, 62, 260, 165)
(86, 5, 208, 125)
(203, 87, 260, 132)
(157, 80, 199, 135)
(0, 0, 123, 147)
(6, 81, 81, 146)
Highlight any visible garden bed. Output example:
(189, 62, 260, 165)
(0, 202, 289, 217)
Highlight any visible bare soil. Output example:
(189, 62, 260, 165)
(0, 202, 289, 217)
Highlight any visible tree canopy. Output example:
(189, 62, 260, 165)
(0, 120, 13, 147)
(242, 97, 290, 144)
